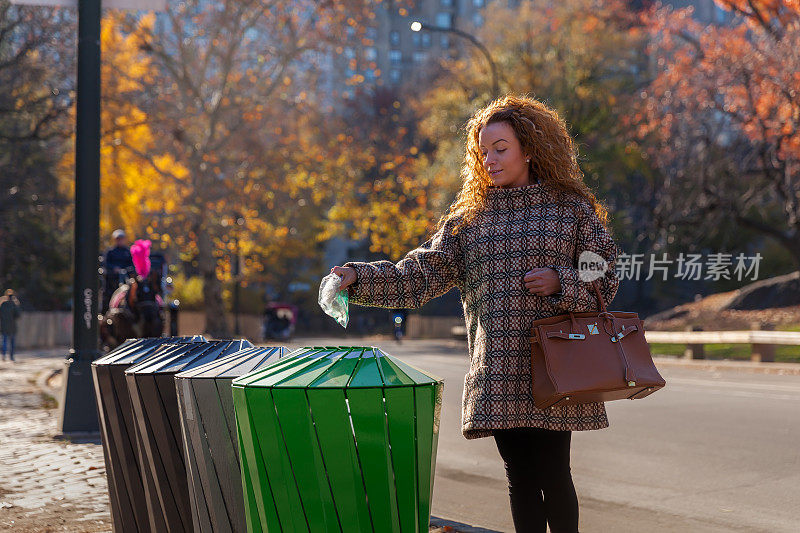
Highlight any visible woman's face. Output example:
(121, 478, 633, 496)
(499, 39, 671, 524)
(478, 121, 531, 189)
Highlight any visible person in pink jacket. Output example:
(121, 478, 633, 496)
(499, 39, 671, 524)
(331, 94, 620, 533)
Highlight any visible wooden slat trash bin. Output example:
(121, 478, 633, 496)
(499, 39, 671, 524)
(175, 346, 288, 533)
(125, 339, 252, 533)
(231, 346, 445, 533)
(92, 336, 206, 533)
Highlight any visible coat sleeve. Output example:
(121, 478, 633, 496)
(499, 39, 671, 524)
(545, 201, 620, 312)
(343, 216, 464, 310)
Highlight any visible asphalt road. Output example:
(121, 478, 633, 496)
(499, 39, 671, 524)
(282, 337, 800, 533)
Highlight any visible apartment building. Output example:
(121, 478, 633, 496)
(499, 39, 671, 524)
(314, 0, 734, 98)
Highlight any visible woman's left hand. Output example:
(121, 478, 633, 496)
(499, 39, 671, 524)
(523, 267, 561, 296)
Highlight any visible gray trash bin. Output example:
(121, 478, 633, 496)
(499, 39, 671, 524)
(125, 339, 252, 533)
(175, 346, 287, 533)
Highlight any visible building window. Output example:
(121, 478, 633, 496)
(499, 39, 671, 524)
(413, 51, 427, 64)
(366, 27, 378, 40)
(365, 69, 376, 82)
(390, 30, 400, 46)
(441, 0, 454, 6)
(435, 12, 453, 28)
(473, 13, 484, 27)
(715, 5, 727, 23)
(389, 49, 402, 65)
(474, 0, 485, 6)
(412, 31, 422, 47)
(365, 47, 377, 61)
(422, 32, 431, 48)
(390, 69, 402, 83)
(440, 34, 450, 49)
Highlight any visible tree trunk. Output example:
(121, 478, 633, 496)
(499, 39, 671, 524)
(789, 233, 800, 272)
(197, 225, 229, 337)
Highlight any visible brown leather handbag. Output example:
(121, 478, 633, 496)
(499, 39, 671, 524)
(530, 279, 666, 410)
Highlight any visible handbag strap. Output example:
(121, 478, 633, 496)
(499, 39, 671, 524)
(565, 280, 607, 324)
(589, 278, 608, 313)
(581, 271, 640, 385)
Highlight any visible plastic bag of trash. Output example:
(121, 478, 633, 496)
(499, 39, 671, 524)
(318, 272, 349, 328)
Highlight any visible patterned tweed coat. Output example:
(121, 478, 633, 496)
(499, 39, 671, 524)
(343, 180, 621, 440)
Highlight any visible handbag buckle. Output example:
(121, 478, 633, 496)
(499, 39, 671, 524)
(568, 333, 585, 340)
(627, 380, 636, 387)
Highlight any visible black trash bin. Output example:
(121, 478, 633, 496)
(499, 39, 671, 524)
(125, 339, 252, 533)
(92, 336, 206, 533)
(175, 346, 287, 533)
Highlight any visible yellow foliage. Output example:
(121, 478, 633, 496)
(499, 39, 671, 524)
(99, 12, 189, 243)
(170, 273, 204, 310)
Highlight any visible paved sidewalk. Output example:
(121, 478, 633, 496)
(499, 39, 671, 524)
(0, 358, 111, 532)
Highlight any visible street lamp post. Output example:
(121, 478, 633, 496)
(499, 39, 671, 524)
(410, 20, 499, 97)
(59, 0, 103, 435)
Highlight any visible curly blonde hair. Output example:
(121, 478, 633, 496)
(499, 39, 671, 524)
(436, 94, 610, 234)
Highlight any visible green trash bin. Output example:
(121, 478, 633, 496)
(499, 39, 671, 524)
(231, 346, 444, 533)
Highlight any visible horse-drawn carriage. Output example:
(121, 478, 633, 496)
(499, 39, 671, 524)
(99, 242, 179, 351)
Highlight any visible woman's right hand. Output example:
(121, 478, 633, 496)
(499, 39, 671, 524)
(330, 266, 357, 290)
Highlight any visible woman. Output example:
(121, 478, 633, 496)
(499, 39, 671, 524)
(331, 94, 620, 533)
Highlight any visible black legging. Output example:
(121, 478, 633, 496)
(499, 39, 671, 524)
(492, 427, 579, 533)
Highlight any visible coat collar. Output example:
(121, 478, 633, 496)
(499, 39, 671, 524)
(485, 178, 551, 209)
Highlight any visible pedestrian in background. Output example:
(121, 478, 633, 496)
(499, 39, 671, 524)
(1, 289, 21, 362)
(330, 94, 620, 533)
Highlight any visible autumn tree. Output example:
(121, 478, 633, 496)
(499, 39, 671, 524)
(634, 1, 800, 267)
(0, 2, 75, 308)
(115, 0, 411, 336)
(322, 85, 447, 260)
(410, 0, 652, 245)
(58, 11, 187, 250)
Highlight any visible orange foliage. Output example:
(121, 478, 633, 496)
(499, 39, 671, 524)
(635, 2, 800, 163)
